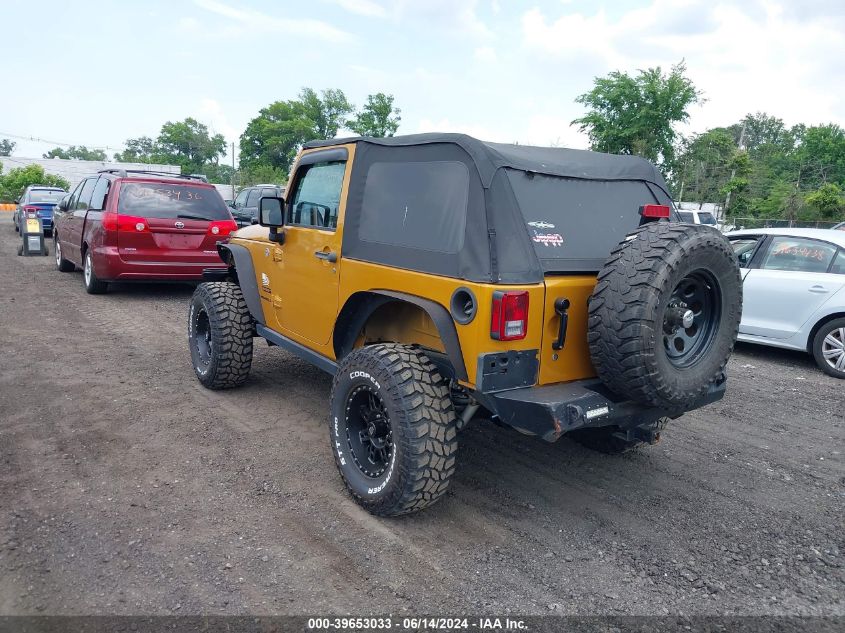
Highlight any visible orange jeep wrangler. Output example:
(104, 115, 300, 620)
(188, 134, 742, 516)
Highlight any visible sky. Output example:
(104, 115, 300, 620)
(2, 0, 843, 164)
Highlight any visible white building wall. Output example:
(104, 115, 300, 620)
(0, 155, 180, 191)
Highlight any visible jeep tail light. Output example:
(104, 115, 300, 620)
(208, 220, 237, 237)
(639, 204, 671, 219)
(102, 212, 149, 232)
(491, 291, 529, 341)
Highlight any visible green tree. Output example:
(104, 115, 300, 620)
(239, 88, 354, 172)
(805, 183, 845, 219)
(239, 99, 315, 171)
(0, 163, 70, 202)
(572, 62, 700, 172)
(674, 128, 736, 202)
(348, 93, 401, 137)
(299, 88, 354, 139)
(0, 139, 15, 156)
(238, 164, 289, 187)
(113, 136, 157, 163)
(156, 118, 226, 174)
(43, 145, 107, 161)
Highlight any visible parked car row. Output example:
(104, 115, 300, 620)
(13, 185, 67, 235)
(726, 228, 845, 378)
(51, 169, 237, 293)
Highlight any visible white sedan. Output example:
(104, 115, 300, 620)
(725, 228, 845, 378)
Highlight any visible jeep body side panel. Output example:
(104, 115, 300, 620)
(336, 258, 545, 387)
(219, 243, 266, 326)
(538, 275, 598, 384)
(334, 290, 468, 381)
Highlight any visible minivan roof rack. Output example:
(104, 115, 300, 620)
(97, 169, 208, 182)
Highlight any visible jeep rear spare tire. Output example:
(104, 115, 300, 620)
(330, 344, 458, 517)
(588, 223, 742, 409)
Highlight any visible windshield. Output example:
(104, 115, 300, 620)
(507, 170, 670, 272)
(28, 190, 65, 204)
(118, 183, 230, 220)
(698, 212, 717, 225)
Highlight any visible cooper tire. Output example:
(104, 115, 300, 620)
(55, 236, 74, 272)
(588, 223, 742, 409)
(330, 344, 458, 517)
(812, 317, 845, 379)
(189, 282, 254, 389)
(83, 250, 108, 294)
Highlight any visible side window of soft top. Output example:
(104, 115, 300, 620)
(288, 161, 345, 230)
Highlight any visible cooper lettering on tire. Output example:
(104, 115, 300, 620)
(588, 223, 742, 409)
(189, 282, 254, 390)
(329, 344, 458, 517)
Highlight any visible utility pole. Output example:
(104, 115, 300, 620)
(231, 142, 235, 201)
(723, 121, 747, 220)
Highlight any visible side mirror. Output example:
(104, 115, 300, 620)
(259, 197, 284, 228)
(57, 199, 69, 212)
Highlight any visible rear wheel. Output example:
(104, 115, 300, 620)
(812, 318, 845, 379)
(54, 236, 74, 272)
(83, 250, 108, 294)
(330, 344, 458, 517)
(189, 282, 254, 389)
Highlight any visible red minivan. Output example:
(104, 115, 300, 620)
(53, 170, 237, 294)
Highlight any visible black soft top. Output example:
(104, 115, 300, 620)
(301, 133, 674, 283)
(304, 133, 670, 194)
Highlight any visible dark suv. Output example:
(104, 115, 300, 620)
(230, 184, 285, 226)
(13, 185, 67, 235)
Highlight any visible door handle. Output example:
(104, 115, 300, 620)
(314, 250, 337, 263)
(809, 285, 829, 294)
(552, 298, 570, 350)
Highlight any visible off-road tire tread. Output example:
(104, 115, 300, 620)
(588, 222, 741, 408)
(332, 344, 458, 517)
(191, 282, 253, 390)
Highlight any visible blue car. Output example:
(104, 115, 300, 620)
(13, 185, 67, 236)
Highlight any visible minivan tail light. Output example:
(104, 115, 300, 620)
(491, 291, 529, 341)
(639, 204, 671, 219)
(208, 220, 237, 237)
(102, 212, 149, 232)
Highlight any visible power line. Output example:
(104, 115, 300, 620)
(0, 131, 121, 151)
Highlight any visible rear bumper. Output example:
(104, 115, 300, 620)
(93, 246, 227, 281)
(476, 375, 726, 442)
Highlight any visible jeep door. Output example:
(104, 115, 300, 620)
(271, 152, 349, 347)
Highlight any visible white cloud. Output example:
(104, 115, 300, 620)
(194, 0, 355, 43)
(521, 0, 845, 132)
(197, 98, 240, 147)
(416, 117, 511, 143)
(328, 0, 387, 18)
(393, 0, 492, 39)
(474, 46, 497, 62)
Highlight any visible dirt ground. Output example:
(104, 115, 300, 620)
(0, 224, 842, 617)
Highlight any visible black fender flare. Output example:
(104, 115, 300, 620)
(333, 290, 468, 382)
(218, 243, 266, 326)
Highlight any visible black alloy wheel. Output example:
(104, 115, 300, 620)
(662, 270, 721, 369)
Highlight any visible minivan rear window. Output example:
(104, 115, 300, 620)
(118, 183, 230, 220)
(506, 170, 667, 272)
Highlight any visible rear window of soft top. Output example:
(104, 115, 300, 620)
(117, 182, 230, 220)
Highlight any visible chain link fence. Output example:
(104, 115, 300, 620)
(725, 217, 843, 230)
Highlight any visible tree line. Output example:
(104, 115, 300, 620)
(573, 62, 845, 223)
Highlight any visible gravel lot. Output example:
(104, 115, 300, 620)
(0, 223, 842, 617)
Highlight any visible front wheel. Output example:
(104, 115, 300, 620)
(330, 344, 458, 517)
(83, 250, 108, 294)
(812, 318, 845, 379)
(188, 282, 254, 389)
